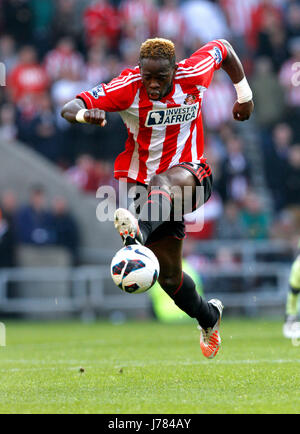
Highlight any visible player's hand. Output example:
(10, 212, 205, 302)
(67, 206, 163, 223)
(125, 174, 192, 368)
(84, 109, 107, 127)
(232, 100, 254, 122)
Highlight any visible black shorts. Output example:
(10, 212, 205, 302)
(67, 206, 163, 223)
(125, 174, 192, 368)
(134, 161, 213, 245)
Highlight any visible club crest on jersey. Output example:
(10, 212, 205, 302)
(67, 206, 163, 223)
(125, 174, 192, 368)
(145, 102, 199, 127)
(88, 84, 105, 99)
(184, 94, 197, 105)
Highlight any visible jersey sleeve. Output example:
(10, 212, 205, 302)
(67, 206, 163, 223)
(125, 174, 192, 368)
(76, 68, 140, 112)
(177, 39, 228, 88)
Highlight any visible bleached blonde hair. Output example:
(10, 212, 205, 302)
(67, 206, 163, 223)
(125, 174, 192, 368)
(140, 38, 176, 66)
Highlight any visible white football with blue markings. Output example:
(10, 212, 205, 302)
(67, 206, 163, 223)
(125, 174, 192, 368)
(110, 245, 160, 294)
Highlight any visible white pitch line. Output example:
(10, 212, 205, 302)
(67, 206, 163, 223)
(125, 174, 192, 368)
(1, 358, 300, 369)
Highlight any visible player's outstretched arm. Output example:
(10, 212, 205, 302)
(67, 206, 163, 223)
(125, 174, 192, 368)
(219, 39, 254, 122)
(61, 98, 107, 126)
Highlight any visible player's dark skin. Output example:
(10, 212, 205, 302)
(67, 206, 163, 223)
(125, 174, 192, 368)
(61, 40, 254, 292)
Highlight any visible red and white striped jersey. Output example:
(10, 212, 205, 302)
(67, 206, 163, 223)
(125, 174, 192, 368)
(77, 40, 228, 185)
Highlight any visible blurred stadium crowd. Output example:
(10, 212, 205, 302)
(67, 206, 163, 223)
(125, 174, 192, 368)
(0, 0, 300, 267)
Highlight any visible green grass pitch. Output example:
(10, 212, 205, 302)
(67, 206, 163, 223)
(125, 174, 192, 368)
(0, 318, 299, 414)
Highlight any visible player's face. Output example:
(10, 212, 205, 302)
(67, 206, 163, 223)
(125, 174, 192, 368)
(140, 58, 177, 101)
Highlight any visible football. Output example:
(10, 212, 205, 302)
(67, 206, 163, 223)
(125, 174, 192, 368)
(110, 245, 160, 294)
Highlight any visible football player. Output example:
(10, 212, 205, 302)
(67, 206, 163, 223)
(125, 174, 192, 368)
(61, 38, 254, 358)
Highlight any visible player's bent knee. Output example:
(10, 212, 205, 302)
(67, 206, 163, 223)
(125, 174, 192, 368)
(148, 174, 185, 208)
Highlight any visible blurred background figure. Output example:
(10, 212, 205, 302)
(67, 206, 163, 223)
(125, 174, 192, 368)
(217, 200, 244, 240)
(157, 0, 185, 49)
(51, 0, 83, 45)
(1, 0, 33, 45)
(181, 0, 230, 49)
(217, 135, 252, 204)
(84, 0, 121, 49)
(251, 57, 286, 130)
(239, 190, 270, 240)
(0, 34, 18, 73)
(7, 45, 49, 104)
(0, 190, 18, 226)
(85, 43, 110, 87)
(283, 238, 300, 339)
(202, 73, 236, 132)
(279, 37, 300, 138)
(0, 207, 16, 268)
(44, 37, 84, 83)
(119, 0, 157, 45)
(283, 145, 300, 234)
(65, 154, 100, 193)
(262, 123, 293, 211)
(15, 185, 56, 246)
(0, 103, 17, 142)
(52, 196, 80, 265)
